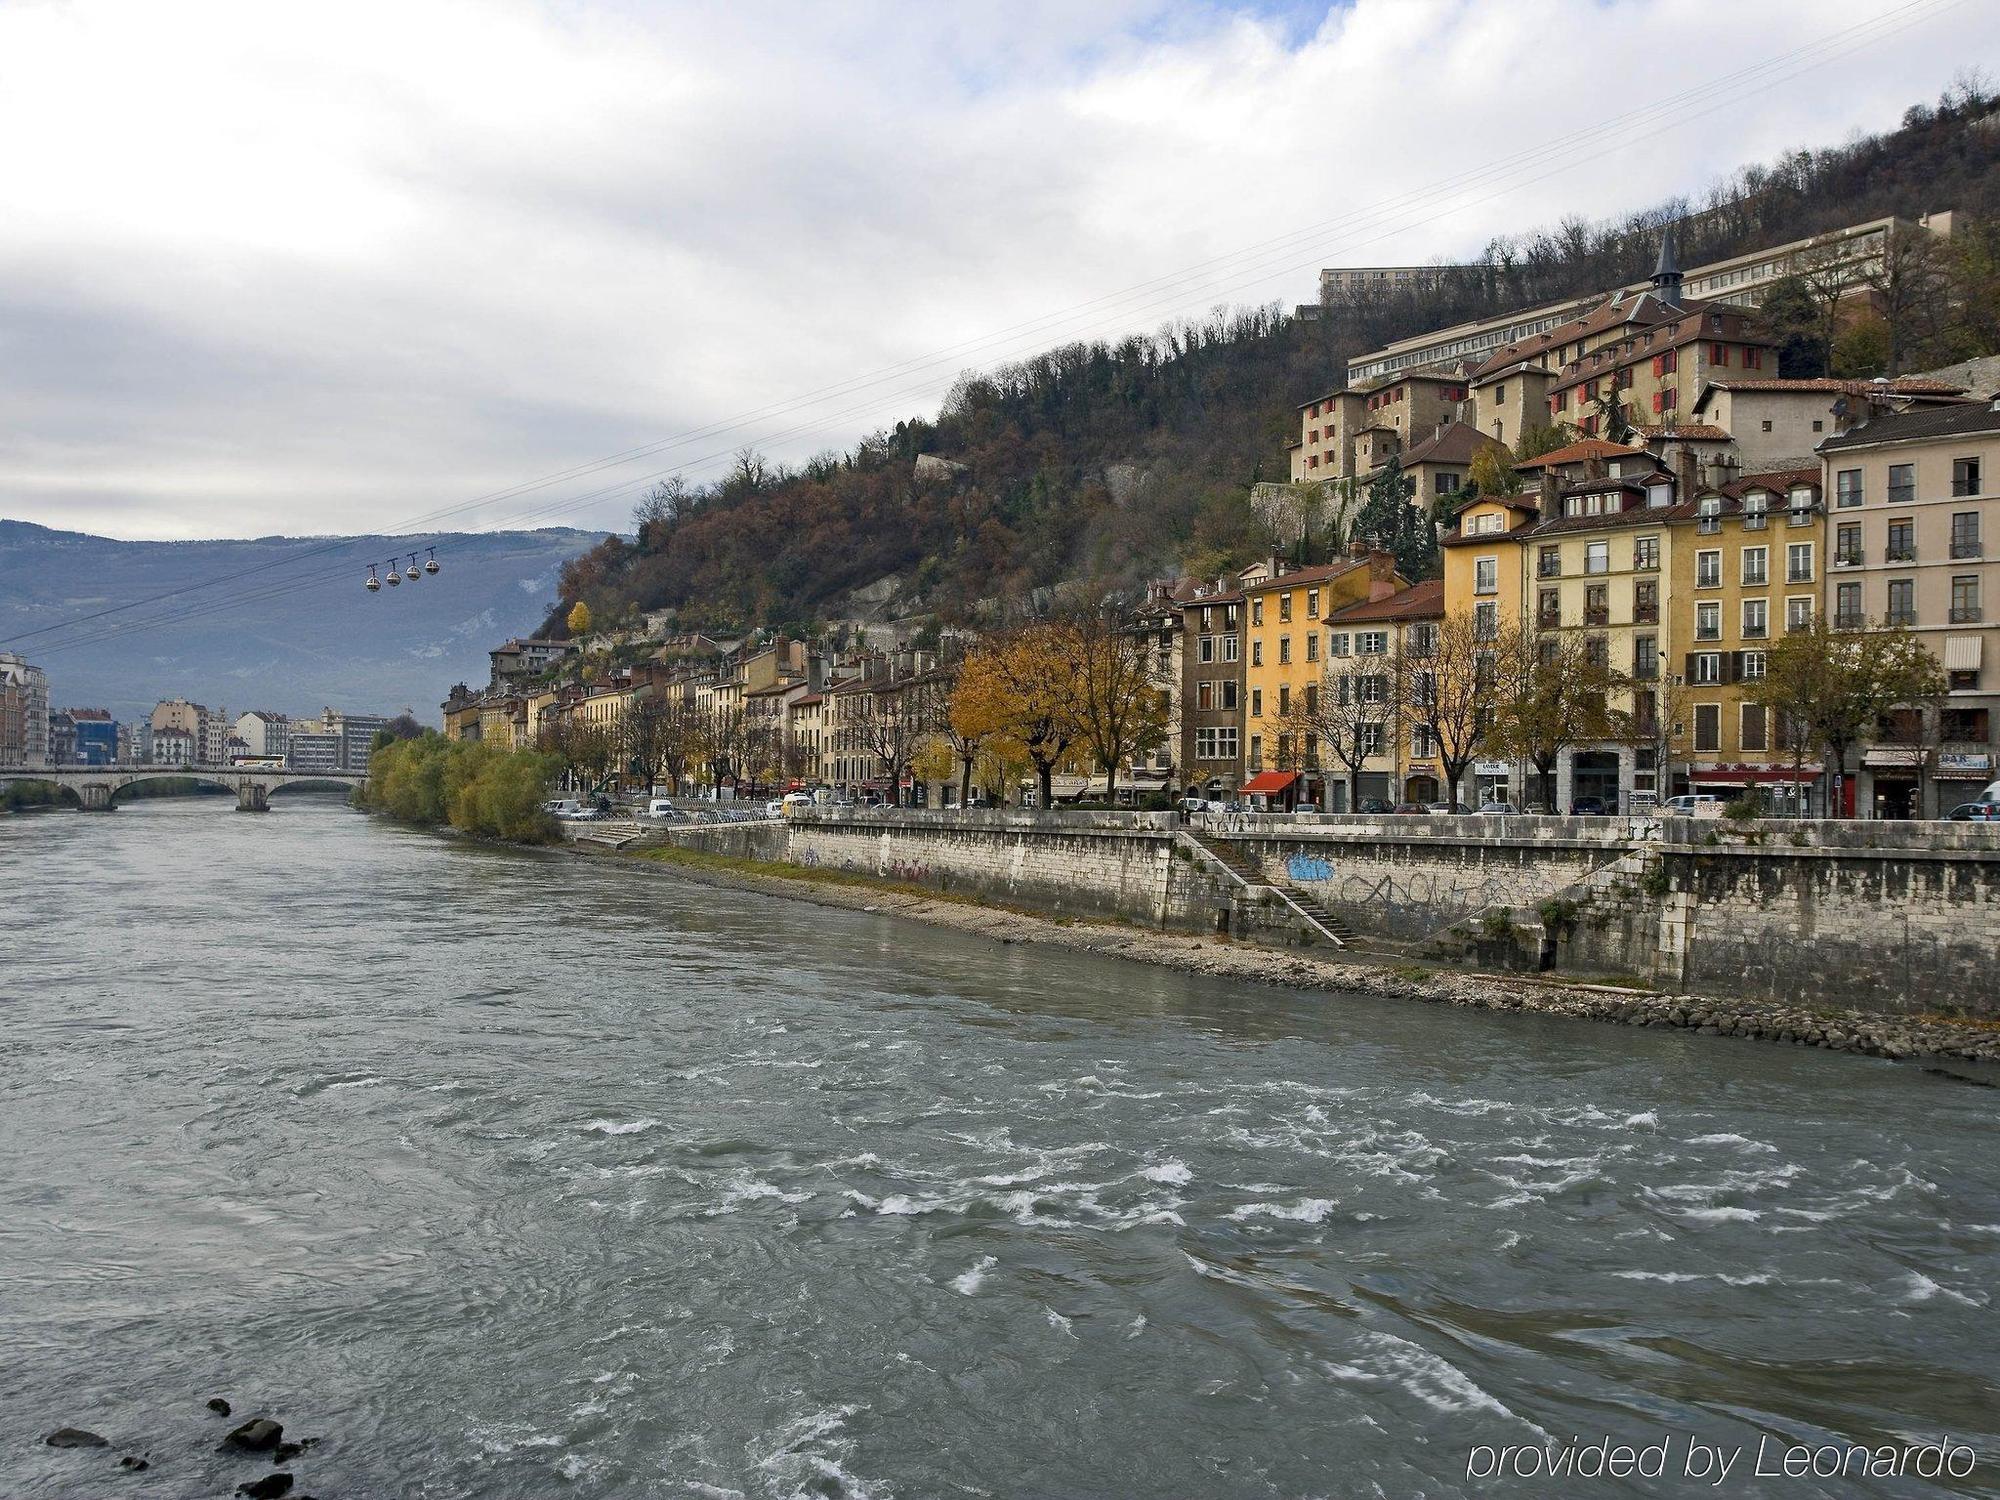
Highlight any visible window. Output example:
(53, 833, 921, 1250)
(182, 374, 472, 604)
(1306, 632, 1319, 662)
(1786, 543, 1814, 583)
(1584, 584, 1609, 626)
(1195, 727, 1239, 760)
(1538, 545, 1562, 578)
(1198, 635, 1215, 664)
(1307, 588, 1320, 619)
(1742, 598, 1767, 639)
(1835, 469, 1863, 508)
(1408, 623, 1438, 658)
(1886, 579, 1915, 626)
(1327, 632, 1351, 657)
(1696, 602, 1721, 641)
(1788, 488, 1814, 526)
(1357, 724, 1385, 757)
(1697, 550, 1721, 587)
(1744, 347, 1764, 370)
(1277, 684, 1290, 716)
(1954, 457, 1982, 497)
(1474, 601, 1498, 641)
(1634, 579, 1659, 624)
(1250, 687, 1263, 718)
(1279, 593, 1293, 623)
(1943, 708, 1990, 741)
(1693, 703, 1721, 751)
(1742, 492, 1768, 528)
(1741, 704, 1768, 753)
(1356, 631, 1388, 655)
(1634, 634, 1658, 680)
(1709, 342, 1729, 364)
(1888, 464, 1915, 506)
(1585, 540, 1609, 575)
(1741, 546, 1768, 585)
(1411, 724, 1435, 758)
(1786, 596, 1815, 633)
(1633, 536, 1659, 570)
(1251, 641, 1262, 667)
(1196, 681, 1212, 711)
(1356, 675, 1387, 705)
(1474, 557, 1498, 594)
(1693, 653, 1722, 685)
(1761, 419, 1774, 432)
(1537, 587, 1561, 627)
(1741, 651, 1766, 681)
(1836, 523, 1862, 566)
(1220, 680, 1238, 710)
(1835, 581, 1863, 629)
(1952, 575, 1982, 624)
(1886, 519, 1915, 563)
(1304, 684, 1319, 715)
(1584, 636, 1609, 669)
(1251, 599, 1263, 626)
(1952, 511, 1982, 559)
(1221, 634, 1239, 662)
(1278, 636, 1291, 665)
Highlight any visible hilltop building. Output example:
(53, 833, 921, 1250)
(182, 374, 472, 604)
(0, 653, 50, 767)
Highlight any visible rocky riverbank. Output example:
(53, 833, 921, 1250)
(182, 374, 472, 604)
(589, 844, 2000, 1071)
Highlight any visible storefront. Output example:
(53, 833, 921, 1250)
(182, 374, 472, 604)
(1472, 759, 1512, 808)
(1933, 750, 1995, 814)
(1240, 769, 1299, 812)
(1686, 764, 1825, 817)
(1402, 764, 1441, 806)
(1570, 750, 1623, 813)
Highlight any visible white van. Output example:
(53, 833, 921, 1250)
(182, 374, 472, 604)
(646, 798, 681, 820)
(1662, 794, 1723, 818)
(544, 798, 583, 818)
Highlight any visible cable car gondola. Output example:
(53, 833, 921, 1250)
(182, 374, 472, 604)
(365, 564, 381, 593)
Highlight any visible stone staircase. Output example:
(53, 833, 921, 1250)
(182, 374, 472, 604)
(1181, 831, 1349, 949)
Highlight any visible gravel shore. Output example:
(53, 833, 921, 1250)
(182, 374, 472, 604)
(589, 845, 2000, 1072)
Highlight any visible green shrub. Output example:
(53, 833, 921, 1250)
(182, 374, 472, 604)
(1480, 910, 1515, 940)
(1537, 897, 1580, 933)
(1723, 793, 1766, 820)
(358, 733, 561, 844)
(1639, 864, 1672, 897)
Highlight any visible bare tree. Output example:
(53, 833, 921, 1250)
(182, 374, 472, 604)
(1281, 663, 1395, 813)
(1071, 609, 1170, 804)
(853, 673, 946, 806)
(1389, 612, 1499, 811)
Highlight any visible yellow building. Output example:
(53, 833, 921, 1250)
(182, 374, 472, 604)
(1670, 469, 1826, 809)
(1240, 551, 1403, 808)
(1322, 579, 1448, 806)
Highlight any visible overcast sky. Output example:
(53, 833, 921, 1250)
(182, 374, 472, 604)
(1, 0, 1992, 542)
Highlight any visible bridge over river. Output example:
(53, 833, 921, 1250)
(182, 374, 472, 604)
(0, 763, 365, 812)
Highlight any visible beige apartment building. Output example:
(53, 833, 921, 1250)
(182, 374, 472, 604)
(1820, 398, 2000, 816)
(1290, 371, 1468, 482)
(1691, 377, 1971, 473)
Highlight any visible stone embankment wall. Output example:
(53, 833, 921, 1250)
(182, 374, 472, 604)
(786, 809, 1182, 923)
(765, 809, 2000, 1017)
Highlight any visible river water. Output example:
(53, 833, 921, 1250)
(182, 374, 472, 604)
(3, 797, 1998, 1498)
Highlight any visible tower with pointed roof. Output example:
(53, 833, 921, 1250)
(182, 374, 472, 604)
(1650, 227, 1683, 309)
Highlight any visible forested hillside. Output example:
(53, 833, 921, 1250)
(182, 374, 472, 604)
(558, 80, 2000, 637)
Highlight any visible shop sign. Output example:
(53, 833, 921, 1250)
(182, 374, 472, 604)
(1938, 752, 1993, 776)
(1473, 760, 1510, 776)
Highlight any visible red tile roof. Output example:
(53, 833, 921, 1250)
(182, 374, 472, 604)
(1635, 423, 1730, 441)
(1329, 578, 1446, 623)
(1513, 438, 1648, 471)
(1400, 420, 1507, 468)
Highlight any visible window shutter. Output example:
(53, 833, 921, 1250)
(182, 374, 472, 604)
(1651, 355, 1663, 377)
(1684, 652, 1697, 681)
(1652, 391, 1663, 413)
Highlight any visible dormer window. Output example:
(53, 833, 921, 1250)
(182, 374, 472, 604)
(1647, 482, 1673, 509)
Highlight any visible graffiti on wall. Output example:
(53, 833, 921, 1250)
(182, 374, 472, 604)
(1286, 854, 1335, 883)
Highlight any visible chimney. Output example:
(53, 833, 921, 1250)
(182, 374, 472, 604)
(1676, 444, 1699, 498)
(1348, 537, 1367, 559)
(1540, 471, 1559, 511)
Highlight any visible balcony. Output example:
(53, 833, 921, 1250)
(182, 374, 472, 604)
(1537, 560, 1562, 579)
(1835, 550, 1864, 568)
(1695, 626, 1721, 642)
(1952, 540, 1984, 560)
(1886, 609, 1917, 627)
(1889, 488, 1916, 508)
(1787, 616, 1815, 633)
(1951, 606, 1984, 623)
(1743, 570, 1768, 587)
(1788, 569, 1815, 585)
(1885, 547, 1917, 563)
(1633, 605, 1660, 625)
(1953, 479, 1983, 498)
(1634, 557, 1660, 573)
(1632, 661, 1659, 682)
(1743, 513, 1768, 530)
(1742, 622, 1768, 639)
(1834, 611, 1866, 630)
(1583, 607, 1610, 627)
(1536, 612, 1561, 630)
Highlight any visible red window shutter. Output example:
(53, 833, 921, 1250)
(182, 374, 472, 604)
(1652, 391, 1663, 413)
(1651, 355, 1662, 377)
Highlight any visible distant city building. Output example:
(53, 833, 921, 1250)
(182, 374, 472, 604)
(488, 637, 576, 690)
(150, 726, 194, 766)
(286, 731, 341, 774)
(65, 708, 117, 765)
(1319, 264, 1479, 300)
(151, 698, 230, 766)
(0, 652, 50, 766)
(47, 709, 76, 767)
(234, 709, 290, 760)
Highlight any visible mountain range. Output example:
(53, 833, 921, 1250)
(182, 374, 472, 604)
(0, 520, 602, 726)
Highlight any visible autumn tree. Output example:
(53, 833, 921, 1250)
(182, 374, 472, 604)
(1465, 441, 1520, 497)
(852, 672, 945, 806)
(954, 624, 1081, 809)
(940, 660, 1007, 808)
(1489, 628, 1628, 812)
(1744, 620, 1946, 817)
(566, 600, 593, 638)
(1282, 658, 1396, 814)
(1070, 609, 1170, 804)
(1389, 612, 1498, 811)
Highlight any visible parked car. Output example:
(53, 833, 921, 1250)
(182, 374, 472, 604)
(544, 798, 582, 818)
(1476, 800, 1520, 815)
(1662, 794, 1723, 817)
(1425, 802, 1456, 814)
(1944, 801, 2000, 821)
(1178, 795, 1208, 815)
(1357, 797, 1395, 814)
(1570, 797, 1608, 816)
(764, 798, 786, 817)
(782, 791, 814, 811)
(1391, 802, 1428, 815)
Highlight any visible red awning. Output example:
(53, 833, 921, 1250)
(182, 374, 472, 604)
(1240, 771, 1299, 795)
(1689, 767, 1823, 785)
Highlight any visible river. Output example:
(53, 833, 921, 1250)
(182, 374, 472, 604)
(3, 796, 1997, 1498)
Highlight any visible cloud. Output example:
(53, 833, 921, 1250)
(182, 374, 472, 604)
(0, 0, 1988, 541)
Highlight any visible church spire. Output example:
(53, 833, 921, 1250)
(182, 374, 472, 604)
(1651, 226, 1684, 308)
